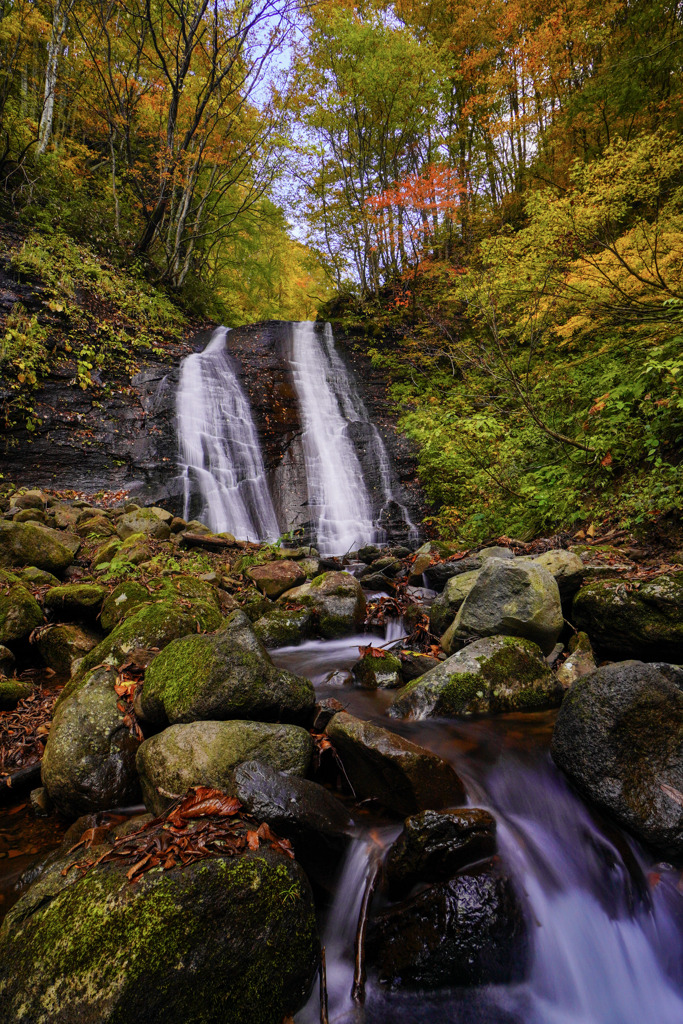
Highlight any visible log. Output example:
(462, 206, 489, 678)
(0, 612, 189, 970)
(179, 532, 234, 550)
(0, 762, 41, 801)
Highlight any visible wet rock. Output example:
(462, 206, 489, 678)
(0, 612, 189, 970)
(44, 583, 107, 619)
(556, 631, 596, 689)
(551, 661, 683, 854)
(137, 720, 314, 815)
(140, 610, 314, 726)
(0, 678, 32, 708)
(448, 559, 564, 655)
(408, 552, 432, 585)
(429, 569, 481, 637)
(29, 786, 52, 817)
(253, 607, 314, 647)
(390, 636, 560, 720)
(398, 651, 441, 682)
(0, 521, 79, 573)
(385, 809, 498, 895)
(572, 574, 683, 660)
(358, 544, 382, 562)
(368, 863, 527, 989)
(116, 507, 172, 541)
(352, 649, 403, 689)
(0, 574, 43, 643)
(325, 712, 465, 816)
(248, 560, 306, 598)
(423, 556, 482, 592)
(36, 623, 102, 675)
(0, 843, 318, 1024)
(100, 574, 220, 631)
(278, 571, 365, 638)
(360, 555, 402, 580)
(239, 586, 272, 622)
(232, 760, 352, 865)
(41, 666, 142, 816)
(311, 697, 346, 732)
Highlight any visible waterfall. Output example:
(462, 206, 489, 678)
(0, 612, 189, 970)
(176, 327, 279, 542)
(288, 321, 417, 555)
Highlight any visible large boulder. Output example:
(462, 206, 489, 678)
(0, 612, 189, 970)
(424, 556, 482, 592)
(139, 611, 314, 725)
(429, 569, 480, 636)
(41, 666, 142, 816)
(367, 864, 527, 989)
(325, 712, 465, 816)
(384, 809, 497, 896)
(447, 559, 563, 655)
(252, 607, 314, 648)
(44, 583, 108, 620)
(278, 571, 365, 638)
(0, 841, 318, 1024)
(0, 521, 79, 572)
(551, 661, 683, 855)
(530, 549, 584, 604)
(390, 636, 560, 720)
(572, 574, 683, 660)
(36, 623, 102, 675)
(248, 560, 306, 598)
(100, 575, 219, 632)
(137, 721, 314, 815)
(116, 507, 172, 541)
(0, 573, 43, 643)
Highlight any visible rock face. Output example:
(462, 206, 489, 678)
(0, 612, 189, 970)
(448, 559, 564, 655)
(390, 636, 560, 719)
(139, 611, 314, 725)
(41, 667, 142, 816)
(551, 661, 683, 854)
(572, 574, 683, 660)
(367, 864, 527, 989)
(0, 844, 318, 1024)
(325, 712, 465, 816)
(385, 809, 497, 896)
(0, 574, 43, 643)
(137, 721, 314, 815)
(0, 520, 79, 572)
(278, 571, 366, 638)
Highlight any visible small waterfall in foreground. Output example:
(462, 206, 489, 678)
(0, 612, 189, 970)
(289, 321, 417, 555)
(176, 327, 279, 542)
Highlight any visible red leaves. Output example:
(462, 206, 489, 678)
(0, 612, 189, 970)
(0, 686, 63, 777)
(167, 787, 241, 824)
(358, 645, 387, 660)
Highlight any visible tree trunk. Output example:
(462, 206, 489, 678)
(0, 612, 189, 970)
(37, 1, 72, 155)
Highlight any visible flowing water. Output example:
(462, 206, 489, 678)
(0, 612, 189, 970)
(176, 327, 279, 541)
(271, 634, 683, 1024)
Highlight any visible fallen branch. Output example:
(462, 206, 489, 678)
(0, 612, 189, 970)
(352, 853, 382, 1005)
(319, 945, 329, 1024)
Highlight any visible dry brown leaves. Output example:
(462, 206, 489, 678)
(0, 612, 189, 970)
(62, 786, 295, 882)
(0, 686, 63, 777)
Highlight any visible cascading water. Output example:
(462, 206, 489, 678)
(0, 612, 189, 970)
(288, 321, 417, 555)
(176, 327, 279, 542)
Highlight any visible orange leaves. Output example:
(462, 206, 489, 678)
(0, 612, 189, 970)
(167, 787, 241, 824)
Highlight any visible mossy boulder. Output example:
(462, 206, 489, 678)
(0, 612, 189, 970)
(247, 560, 306, 598)
(278, 571, 366, 638)
(0, 678, 32, 708)
(448, 559, 563, 656)
(572, 574, 683, 659)
(352, 649, 402, 689)
(424, 555, 482, 592)
(69, 598, 223, 693)
(385, 809, 497, 896)
(92, 537, 122, 567)
(44, 583, 107, 620)
(0, 843, 318, 1024)
(137, 721, 314, 815)
(239, 586, 272, 622)
(101, 575, 220, 632)
(75, 514, 117, 539)
(117, 508, 172, 541)
(111, 532, 153, 566)
(0, 644, 15, 675)
(551, 661, 683, 854)
(36, 624, 102, 676)
(429, 569, 481, 637)
(325, 712, 465, 816)
(0, 575, 43, 644)
(390, 636, 561, 720)
(0, 521, 79, 572)
(18, 566, 61, 587)
(530, 549, 584, 603)
(252, 607, 314, 647)
(139, 611, 314, 726)
(41, 666, 142, 816)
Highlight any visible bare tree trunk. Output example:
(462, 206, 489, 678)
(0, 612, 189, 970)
(37, 1, 73, 155)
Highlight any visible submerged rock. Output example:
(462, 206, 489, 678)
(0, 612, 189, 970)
(0, 843, 318, 1024)
(447, 559, 564, 655)
(278, 571, 366, 638)
(385, 809, 498, 895)
(551, 661, 683, 854)
(137, 721, 314, 815)
(390, 635, 560, 719)
(368, 863, 527, 989)
(41, 666, 142, 816)
(0, 520, 79, 572)
(325, 712, 465, 816)
(139, 611, 314, 725)
(572, 574, 683, 660)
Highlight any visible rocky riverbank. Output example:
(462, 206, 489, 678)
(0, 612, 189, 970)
(0, 486, 682, 1021)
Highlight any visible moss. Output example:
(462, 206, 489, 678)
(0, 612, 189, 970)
(0, 678, 33, 708)
(44, 584, 107, 615)
(0, 582, 43, 643)
(253, 608, 312, 647)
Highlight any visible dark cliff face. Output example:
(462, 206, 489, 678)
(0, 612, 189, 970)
(1, 318, 424, 537)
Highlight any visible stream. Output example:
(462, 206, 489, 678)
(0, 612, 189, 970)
(271, 632, 683, 1024)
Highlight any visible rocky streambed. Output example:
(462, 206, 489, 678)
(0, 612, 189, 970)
(1, 488, 683, 1023)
